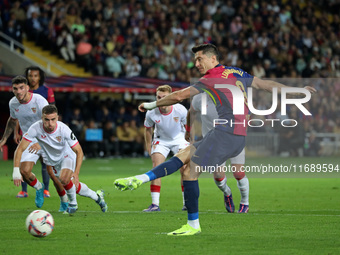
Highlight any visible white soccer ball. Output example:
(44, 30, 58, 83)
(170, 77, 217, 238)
(25, 210, 54, 237)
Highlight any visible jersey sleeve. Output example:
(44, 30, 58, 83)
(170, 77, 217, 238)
(23, 123, 38, 142)
(144, 111, 154, 128)
(179, 105, 187, 125)
(63, 124, 79, 148)
(47, 87, 55, 104)
(191, 94, 201, 112)
(37, 95, 49, 118)
(9, 101, 17, 119)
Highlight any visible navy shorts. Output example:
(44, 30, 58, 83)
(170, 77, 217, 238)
(192, 129, 245, 167)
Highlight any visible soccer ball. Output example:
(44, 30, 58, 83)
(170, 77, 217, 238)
(25, 210, 54, 237)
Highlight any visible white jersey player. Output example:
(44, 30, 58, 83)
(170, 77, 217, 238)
(143, 85, 189, 212)
(191, 92, 249, 213)
(14, 105, 107, 214)
(0, 76, 68, 210)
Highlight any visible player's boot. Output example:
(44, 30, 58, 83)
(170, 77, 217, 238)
(143, 204, 160, 212)
(167, 224, 201, 236)
(224, 194, 235, 213)
(182, 205, 187, 211)
(58, 201, 69, 212)
(43, 190, 50, 198)
(114, 177, 143, 191)
(96, 189, 108, 212)
(64, 204, 78, 215)
(35, 184, 45, 208)
(16, 191, 28, 198)
(238, 204, 249, 213)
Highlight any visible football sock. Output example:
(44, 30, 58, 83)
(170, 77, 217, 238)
(237, 176, 249, 205)
(57, 189, 68, 203)
(41, 162, 50, 191)
(76, 182, 98, 201)
(141, 157, 183, 182)
(182, 185, 185, 206)
(150, 185, 161, 206)
(184, 180, 200, 229)
(214, 177, 232, 196)
(29, 178, 43, 190)
(21, 181, 28, 192)
(63, 181, 77, 205)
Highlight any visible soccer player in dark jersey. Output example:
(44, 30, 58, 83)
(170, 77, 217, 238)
(115, 43, 316, 235)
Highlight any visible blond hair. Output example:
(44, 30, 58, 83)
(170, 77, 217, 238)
(156, 85, 172, 94)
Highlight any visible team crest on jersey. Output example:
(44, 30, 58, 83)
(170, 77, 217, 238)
(31, 107, 37, 113)
(173, 117, 179, 123)
(56, 136, 62, 142)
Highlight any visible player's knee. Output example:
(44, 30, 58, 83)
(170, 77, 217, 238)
(20, 165, 32, 177)
(58, 176, 69, 186)
(233, 171, 245, 180)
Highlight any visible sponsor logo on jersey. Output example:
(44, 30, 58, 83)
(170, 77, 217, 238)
(31, 108, 37, 113)
(56, 136, 62, 142)
(15, 109, 19, 112)
(155, 120, 160, 123)
(173, 117, 179, 123)
(41, 135, 46, 138)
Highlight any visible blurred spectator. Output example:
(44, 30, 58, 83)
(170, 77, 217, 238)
(101, 121, 118, 157)
(105, 51, 126, 77)
(116, 121, 137, 157)
(126, 56, 141, 77)
(56, 28, 76, 62)
(304, 132, 322, 157)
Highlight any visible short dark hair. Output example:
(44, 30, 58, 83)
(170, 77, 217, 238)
(25, 66, 45, 86)
(42, 105, 58, 115)
(12, 76, 28, 86)
(191, 43, 220, 61)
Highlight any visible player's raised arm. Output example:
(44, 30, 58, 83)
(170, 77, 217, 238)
(0, 117, 18, 151)
(251, 76, 317, 95)
(13, 138, 30, 186)
(138, 86, 198, 112)
(71, 143, 83, 188)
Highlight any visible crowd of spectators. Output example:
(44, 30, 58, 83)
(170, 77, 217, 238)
(1, 0, 340, 157)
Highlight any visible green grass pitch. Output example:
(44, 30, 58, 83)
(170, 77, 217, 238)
(0, 157, 339, 255)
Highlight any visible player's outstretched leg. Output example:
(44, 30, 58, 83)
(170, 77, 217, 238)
(114, 157, 184, 191)
(76, 182, 108, 212)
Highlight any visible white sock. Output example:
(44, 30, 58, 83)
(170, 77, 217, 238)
(33, 180, 43, 190)
(182, 192, 185, 206)
(237, 176, 249, 205)
(65, 183, 77, 205)
(135, 174, 150, 183)
(77, 182, 98, 201)
(151, 192, 160, 206)
(214, 177, 232, 196)
(60, 194, 68, 203)
(188, 219, 200, 229)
